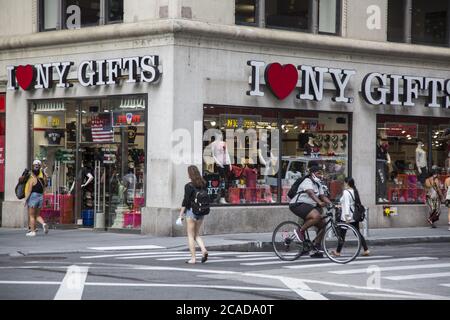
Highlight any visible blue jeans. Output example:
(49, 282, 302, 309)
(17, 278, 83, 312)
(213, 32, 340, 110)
(26, 192, 43, 209)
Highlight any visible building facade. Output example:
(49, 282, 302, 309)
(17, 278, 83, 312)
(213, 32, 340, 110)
(0, 0, 449, 236)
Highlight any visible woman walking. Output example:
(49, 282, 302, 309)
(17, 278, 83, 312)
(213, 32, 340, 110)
(444, 172, 450, 231)
(21, 160, 49, 237)
(178, 165, 209, 264)
(332, 177, 370, 257)
(424, 170, 444, 228)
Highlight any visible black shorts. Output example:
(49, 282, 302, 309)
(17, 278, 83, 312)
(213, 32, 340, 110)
(289, 203, 317, 220)
(445, 199, 450, 208)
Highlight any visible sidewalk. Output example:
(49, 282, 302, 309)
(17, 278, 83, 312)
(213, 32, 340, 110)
(1, 226, 449, 256)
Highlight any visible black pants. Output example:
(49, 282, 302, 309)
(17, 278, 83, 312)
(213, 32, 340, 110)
(336, 221, 368, 253)
(215, 164, 231, 198)
(376, 160, 387, 199)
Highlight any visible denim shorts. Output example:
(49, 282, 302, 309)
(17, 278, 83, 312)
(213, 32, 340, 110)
(27, 192, 44, 209)
(185, 209, 204, 221)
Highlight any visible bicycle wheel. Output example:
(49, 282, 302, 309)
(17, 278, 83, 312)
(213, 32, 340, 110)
(322, 222, 361, 264)
(272, 221, 304, 261)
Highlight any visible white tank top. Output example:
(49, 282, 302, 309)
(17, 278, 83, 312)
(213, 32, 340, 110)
(446, 185, 450, 200)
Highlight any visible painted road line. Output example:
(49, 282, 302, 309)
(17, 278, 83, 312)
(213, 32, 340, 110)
(440, 284, 450, 288)
(200, 257, 281, 264)
(243, 255, 391, 266)
(84, 282, 290, 292)
(80, 251, 247, 260)
(284, 257, 438, 269)
(279, 277, 328, 300)
(80, 251, 188, 259)
(87, 245, 165, 251)
(330, 263, 450, 275)
(328, 291, 426, 299)
(235, 254, 274, 258)
(54, 265, 89, 300)
(384, 272, 450, 281)
(0, 281, 60, 285)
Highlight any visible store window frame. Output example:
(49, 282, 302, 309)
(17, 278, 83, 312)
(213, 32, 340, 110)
(387, 0, 450, 47)
(38, 0, 123, 32)
(235, 0, 341, 35)
(375, 114, 450, 205)
(202, 104, 353, 207)
(28, 93, 148, 230)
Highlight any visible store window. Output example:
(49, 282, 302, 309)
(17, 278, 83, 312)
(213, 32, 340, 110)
(39, 0, 124, 31)
(0, 94, 5, 226)
(203, 106, 350, 206)
(280, 110, 349, 203)
(376, 116, 450, 205)
(387, 0, 405, 43)
(31, 95, 146, 230)
(203, 106, 279, 205)
(235, 0, 341, 35)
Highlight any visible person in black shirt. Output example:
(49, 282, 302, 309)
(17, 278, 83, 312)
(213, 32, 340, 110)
(20, 160, 49, 237)
(178, 165, 209, 264)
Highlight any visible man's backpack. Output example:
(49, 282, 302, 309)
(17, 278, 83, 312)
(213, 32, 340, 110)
(191, 184, 211, 216)
(287, 175, 319, 200)
(346, 190, 366, 222)
(15, 169, 30, 200)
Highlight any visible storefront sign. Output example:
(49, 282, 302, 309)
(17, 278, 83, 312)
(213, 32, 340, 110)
(247, 61, 450, 109)
(113, 111, 145, 127)
(247, 61, 356, 103)
(7, 55, 161, 91)
(220, 114, 262, 129)
(385, 123, 418, 138)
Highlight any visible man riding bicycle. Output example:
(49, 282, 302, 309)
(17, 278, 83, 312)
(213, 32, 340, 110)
(289, 165, 333, 258)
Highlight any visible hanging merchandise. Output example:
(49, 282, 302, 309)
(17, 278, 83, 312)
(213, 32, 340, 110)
(340, 135, 347, 149)
(331, 135, 339, 150)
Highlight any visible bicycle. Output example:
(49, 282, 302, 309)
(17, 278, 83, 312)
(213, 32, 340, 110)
(272, 205, 362, 264)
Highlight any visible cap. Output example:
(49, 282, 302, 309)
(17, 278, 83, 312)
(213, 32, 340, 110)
(33, 160, 42, 166)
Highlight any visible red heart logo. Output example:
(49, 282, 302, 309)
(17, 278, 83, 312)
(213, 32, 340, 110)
(265, 63, 298, 100)
(211, 180, 219, 188)
(16, 65, 36, 90)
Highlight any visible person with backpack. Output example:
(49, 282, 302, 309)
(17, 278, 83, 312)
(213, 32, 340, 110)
(178, 165, 210, 264)
(288, 165, 333, 258)
(331, 177, 370, 257)
(20, 160, 49, 237)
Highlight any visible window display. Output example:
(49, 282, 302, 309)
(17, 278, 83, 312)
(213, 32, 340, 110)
(203, 106, 349, 205)
(376, 116, 450, 205)
(31, 95, 146, 230)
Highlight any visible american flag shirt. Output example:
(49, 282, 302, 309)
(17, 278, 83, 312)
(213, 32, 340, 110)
(91, 114, 114, 143)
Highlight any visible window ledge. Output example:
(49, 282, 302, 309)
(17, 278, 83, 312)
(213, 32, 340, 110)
(0, 19, 450, 62)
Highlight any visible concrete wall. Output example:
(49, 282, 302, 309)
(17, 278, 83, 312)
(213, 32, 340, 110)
(0, 0, 36, 36)
(346, 0, 387, 41)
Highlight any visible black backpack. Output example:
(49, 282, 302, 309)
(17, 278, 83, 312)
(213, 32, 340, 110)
(346, 190, 366, 222)
(15, 169, 30, 200)
(287, 175, 319, 200)
(191, 184, 211, 216)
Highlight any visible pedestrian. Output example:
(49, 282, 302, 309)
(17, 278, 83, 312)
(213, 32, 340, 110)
(332, 177, 370, 257)
(178, 165, 209, 264)
(424, 170, 444, 228)
(445, 171, 450, 231)
(20, 160, 49, 237)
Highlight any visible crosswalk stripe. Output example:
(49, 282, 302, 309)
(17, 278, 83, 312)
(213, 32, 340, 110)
(115, 252, 264, 261)
(80, 251, 188, 259)
(440, 284, 450, 288)
(87, 245, 165, 251)
(284, 257, 438, 270)
(243, 255, 391, 266)
(158, 257, 278, 263)
(330, 263, 450, 275)
(384, 272, 450, 281)
(328, 291, 425, 299)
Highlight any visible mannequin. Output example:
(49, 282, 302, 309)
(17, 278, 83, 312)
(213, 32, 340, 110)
(376, 137, 390, 202)
(416, 140, 428, 184)
(69, 162, 94, 208)
(211, 132, 231, 204)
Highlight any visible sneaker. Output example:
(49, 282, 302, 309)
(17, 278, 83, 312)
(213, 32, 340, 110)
(43, 224, 49, 235)
(310, 250, 324, 258)
(26, 231, 36, 237)
(219, 198, 228, 204)
(293, 228, 305, 242)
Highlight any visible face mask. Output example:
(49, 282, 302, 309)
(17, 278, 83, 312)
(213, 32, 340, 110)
(312, 174, 322, 183)
(32, 169, 40, 175)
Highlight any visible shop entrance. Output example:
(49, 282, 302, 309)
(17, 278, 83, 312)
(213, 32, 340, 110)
(31, 95, 146, 231)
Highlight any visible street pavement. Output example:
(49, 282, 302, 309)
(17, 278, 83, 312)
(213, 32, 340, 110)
(0, 227, 449, 300)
